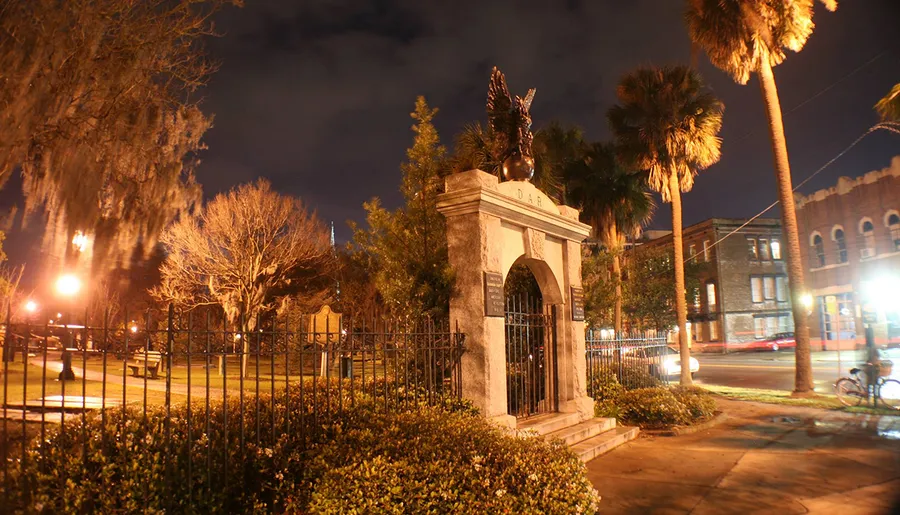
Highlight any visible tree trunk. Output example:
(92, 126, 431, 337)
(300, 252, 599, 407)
(758, 59, 814, 395)
(669, 172, 692, 386)
(609, 226, 623, 334)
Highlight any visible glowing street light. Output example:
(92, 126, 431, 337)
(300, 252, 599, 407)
(800, 294, 814, 311)
(130, 325, 139, 334)
(55, 274, 82, 297)
(24, 300, 37, 313)
(72, 231, 89, 252)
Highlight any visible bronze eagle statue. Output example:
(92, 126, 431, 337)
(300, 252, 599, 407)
(486, 67, 536, 181)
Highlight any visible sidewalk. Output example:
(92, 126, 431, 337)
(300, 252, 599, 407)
(587, 399, 900, 514)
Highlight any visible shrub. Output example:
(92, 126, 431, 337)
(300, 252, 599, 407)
(307, 407, 600, 514)
(589, 367, 624, 418)
(617, 362, 662, 389)
(588, 366, 624, 402)
(618, 387, 690, 429)
(8, 379, 597, 514)
(670, 385, 717, 421)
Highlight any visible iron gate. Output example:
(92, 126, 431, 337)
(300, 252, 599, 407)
(505, 293, 556, 419)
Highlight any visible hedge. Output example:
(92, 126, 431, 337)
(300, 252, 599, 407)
(7, 380, 599, 514)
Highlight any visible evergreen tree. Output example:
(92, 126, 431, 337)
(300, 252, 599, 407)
(352, 97, 453, 318)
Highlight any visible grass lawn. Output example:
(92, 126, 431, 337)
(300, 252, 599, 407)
(1, 362, 181, 406)
(703, 384, 900, 416)
(3, 353, 401, 408)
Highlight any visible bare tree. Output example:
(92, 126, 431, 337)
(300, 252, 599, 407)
(152, 180, 336, 375)
(0, 0, 240, 277)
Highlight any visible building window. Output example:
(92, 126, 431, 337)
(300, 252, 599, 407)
(754, 318, 766, 339)
(692, 322, 702, 343)
(706, 282, 717, 311)
(766, 317, 778, 337)
(779, 315, 793, 333)
(775, 275, 787, 302)
(763, 276, 775, 300)
(747, 238, 758, 260)
(811, 234, 825, 268)
(693, 287, 701, 310)
(833, 228, 847, 264)
(688, 243, 696, 262)
(888, 213, 900, 252)
(771, 239, 781, 260)
(860, 219, 875, 259)
(709, 318, 719, 341)
(703, 240, 711, 262)
(759, 239, 770, 260)
(751, 276, 763, 303)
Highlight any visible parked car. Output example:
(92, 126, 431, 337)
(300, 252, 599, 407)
(755, 332, 796, 352)
(624, 345, 700, 379)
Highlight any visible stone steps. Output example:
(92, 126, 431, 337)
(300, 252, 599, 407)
(546, 417, 617, 446)
(570, 426, 640, 463)
(516, 412, 581, 436)
(517, 413, 638, 463)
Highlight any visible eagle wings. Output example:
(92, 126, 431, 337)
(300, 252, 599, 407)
(486, 67, 536, 162)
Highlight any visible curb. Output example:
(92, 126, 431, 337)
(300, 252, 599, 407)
(640, 411, 728, 437)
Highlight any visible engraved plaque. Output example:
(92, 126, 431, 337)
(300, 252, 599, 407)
(571, 287, 585, 322)
(484, 272, 505, 317)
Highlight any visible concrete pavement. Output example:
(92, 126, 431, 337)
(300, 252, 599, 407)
(587, 399, 900, 514)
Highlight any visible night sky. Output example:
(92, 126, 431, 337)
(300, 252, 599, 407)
(197, 0, 900, 242)
(4, 0, 900, 270)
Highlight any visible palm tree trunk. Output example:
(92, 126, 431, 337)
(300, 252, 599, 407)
(609, 225, 623, 334)
(668, 172, 692, 386)
(758, 58, 814, 395)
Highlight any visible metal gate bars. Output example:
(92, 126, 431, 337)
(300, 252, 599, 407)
(505, 293, 556, 419)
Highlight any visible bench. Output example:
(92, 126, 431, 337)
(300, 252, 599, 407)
(127, 350, 163, 379)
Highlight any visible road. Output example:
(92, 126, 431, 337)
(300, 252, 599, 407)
(693, 348, 900, 392)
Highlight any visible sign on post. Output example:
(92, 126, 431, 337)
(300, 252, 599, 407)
(484, 272, 505, 317)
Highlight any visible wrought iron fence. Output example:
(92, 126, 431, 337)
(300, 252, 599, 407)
(585, 329, 671, 394)
(0, 305, 464, 509)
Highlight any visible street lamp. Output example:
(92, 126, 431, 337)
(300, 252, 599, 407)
(54, 273, 82, 382)
(800, 294, 814, 316)
(55, 274, 82, 297)
(24, 300, 37, 313)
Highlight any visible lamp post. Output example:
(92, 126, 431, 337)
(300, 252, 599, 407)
(55, 273, 82, 381)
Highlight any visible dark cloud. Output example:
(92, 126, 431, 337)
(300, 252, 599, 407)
(197, 0, 900, 240)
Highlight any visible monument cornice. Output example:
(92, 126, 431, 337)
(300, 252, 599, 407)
(437, 185, 591, 242)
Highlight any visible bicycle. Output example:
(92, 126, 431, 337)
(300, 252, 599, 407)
(834, 361, 900, 411)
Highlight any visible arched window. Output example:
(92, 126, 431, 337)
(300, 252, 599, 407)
(887, 212, 900, 251)
(859, 218, 875, 259)
(811, 233, 825, 268)
(832, 227, 847, 264)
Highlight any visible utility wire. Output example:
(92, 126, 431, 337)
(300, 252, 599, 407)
(703, 121, 900, 257)
(730, 51, 887, 144)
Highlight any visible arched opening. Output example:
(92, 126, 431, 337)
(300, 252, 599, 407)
(887, 212, 900, 251)
(810, 233, 825, 268)
(832, 227, 847, 264)
(504, 262, 556, 419)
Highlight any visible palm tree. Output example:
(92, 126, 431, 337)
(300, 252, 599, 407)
(451, 122, 582, 202)
(609, 65, 724, 386)
(565, 142, 655, 333)
(876, 83, 900, 122)
(685, 0, 837, 395)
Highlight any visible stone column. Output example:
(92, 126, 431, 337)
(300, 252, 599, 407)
(438, 171, 515, 428)
(557, 234, 593, 419)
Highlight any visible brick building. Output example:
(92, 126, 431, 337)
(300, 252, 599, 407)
(643, 218, 793, 351)
(795, 156, 900, 349)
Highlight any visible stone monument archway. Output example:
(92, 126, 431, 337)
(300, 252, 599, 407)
(437, 170, 593, 428)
